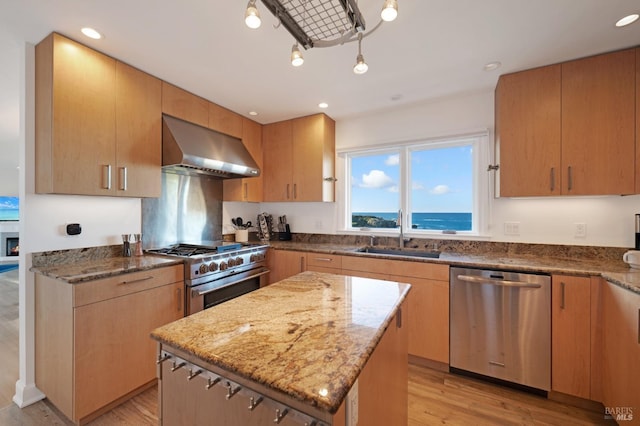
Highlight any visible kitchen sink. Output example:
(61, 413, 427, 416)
(356, 247, 441, 259)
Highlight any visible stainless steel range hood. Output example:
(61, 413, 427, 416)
(162, 114, 260, 178)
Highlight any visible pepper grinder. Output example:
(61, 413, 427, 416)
(635, 214, 640, 250)
(134, 233, 144, 256)
(122, 234, 132, 257)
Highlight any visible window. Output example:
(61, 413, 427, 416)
(344, 134, 487, 235)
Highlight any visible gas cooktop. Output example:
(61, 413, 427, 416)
(147, 242, 253, 257)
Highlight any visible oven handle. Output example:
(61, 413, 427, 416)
(195, 268, 270, 297)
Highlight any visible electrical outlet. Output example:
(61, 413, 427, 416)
(575, 223, 587, 238)
(504, 222, 520, 236)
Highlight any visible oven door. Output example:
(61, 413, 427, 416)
(187, 267, 269, 315)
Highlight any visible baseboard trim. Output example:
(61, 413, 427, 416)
(408, 355, 449, 372)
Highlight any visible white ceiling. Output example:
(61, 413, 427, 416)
(1, 0, 639, 172)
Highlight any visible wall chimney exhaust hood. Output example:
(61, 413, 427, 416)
(162, 114, 260, 178)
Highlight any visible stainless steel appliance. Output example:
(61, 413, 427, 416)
(449, 267, 551, 392)
(147, 242, 269, 315)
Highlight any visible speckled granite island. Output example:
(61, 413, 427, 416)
(151, 271, 411, 426)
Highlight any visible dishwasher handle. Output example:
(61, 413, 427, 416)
(457, 274, 542, 289)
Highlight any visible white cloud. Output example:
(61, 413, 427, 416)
(412, 182, 425, 190)
(360, 170, 395, 189)
(385, 154, 400, 166)
(429, 184, 451, 195)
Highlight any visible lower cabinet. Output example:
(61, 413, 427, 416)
(267, 249, 306, 284)
(305, 253, 342, 275)
(35, 264, 184, 423)
(551, 275, 591, 399)
(602, 280, 640, 420)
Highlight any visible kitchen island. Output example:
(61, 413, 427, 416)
(151, 271, 410, 425)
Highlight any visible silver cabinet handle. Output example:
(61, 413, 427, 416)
(396, 307, 402, 329)
(286, 184, 290, 199)
(312, 257, 333, 262)
(119, 276, 153, 285)
(119, 167, 128, 191)
(560, 282, 566, 309)
(243, 183, 248, 200)
(550, 167, 555, 192)
(300, 256, 305, 272)
(293, 183, 297, 199)
(176, 287, 182, 312)
(457, 275, 542, 288)
(567, 166, 573, 191)
(103, 165, 112, 190)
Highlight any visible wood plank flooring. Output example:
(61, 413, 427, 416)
(0, 269, 615, 425)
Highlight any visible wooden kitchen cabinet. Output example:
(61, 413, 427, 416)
(35, 33, 161, 197)
(306, 252, 342, 274)
(161, 81, 209, 128)
(208, 102, 243, 138)
(35, 264, 184, 423)
(602, 281, 640, 420)
(388, 261, 449, 364)
(495, 48, 636, 197)
(495, 65, 561, 196)
(636, 47, 640, 192)
(561, 48, 636, 195)
(263, 114, 336, 202)
(551, 275, 591, 399)
(223, 118, 263, 202)
(267, 249, 306, 284)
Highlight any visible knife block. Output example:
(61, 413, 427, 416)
(278, 224, 292, 241)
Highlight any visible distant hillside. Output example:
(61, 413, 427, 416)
(352, 215, 397, 229)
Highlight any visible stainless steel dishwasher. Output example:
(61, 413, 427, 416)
(450, 267, 551, 392)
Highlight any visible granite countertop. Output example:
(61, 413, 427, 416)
(268, 241, 640, 295)
(151, 271, 411, 414)
(30, 254, 182, 283)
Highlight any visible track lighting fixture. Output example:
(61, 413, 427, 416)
(381, 0, 398, 22)
(291, 43, 304, 67)
(353, 33, 368, 74)
(244, 0, 262, 29)
(245, 0, 397, 74)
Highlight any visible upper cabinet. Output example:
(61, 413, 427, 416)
(223, 118, 263, 202)
(161, 82, 208, 127)
(35, 33, 161, 197)
(495, 64, 561, 196)
(495, 48, 637, 197)
(209, 103, 243, 138)
(263, 113, 336, 202)
(636, 47, 640, 192)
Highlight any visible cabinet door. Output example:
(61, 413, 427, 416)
(292, 115, 329, 201)
(393, 275, 449, 363)
(224, 118, 263, 202)
(636, 47, 640, 192)
(74, 281, 183, 419)
(551, 275, 590, 399)
(208, 102, 243, 138)
(36, 33, 116, 196)
(495, 65, 561, 197)
(115, 61, 162, 197)
(267, 250, 305, 284)
(263, 120, 293, 201)
(358, 301, 408, 426)
(561, 49, 636, 195)
(602, 282, 640, 416)
(161, 82, 209, 127)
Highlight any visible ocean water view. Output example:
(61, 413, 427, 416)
(0, 196, 19, 221)
(353, 212, 472, 231)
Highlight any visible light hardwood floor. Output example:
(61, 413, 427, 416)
(0, 269, 615, 425)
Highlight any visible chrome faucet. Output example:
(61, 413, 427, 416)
(398, 209, 405, 248)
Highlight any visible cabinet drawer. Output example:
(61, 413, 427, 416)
(306, 253, 342, 269)
(387, 261, 449, 281)
(74, 264, 183, 307)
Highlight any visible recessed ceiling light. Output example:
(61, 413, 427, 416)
(483, 61, 502, 71)
(318, 102, 328, 109)
(81, 27, 102, 39)
(615, 13, 639, 27)
(248, 111, 258, 116)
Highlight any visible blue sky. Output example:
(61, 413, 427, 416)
(351, 145, 473, 213)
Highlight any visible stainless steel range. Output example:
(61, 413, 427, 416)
(147, 242, 269, 316)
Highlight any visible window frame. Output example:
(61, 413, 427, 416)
(339, 132, 490, 238)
